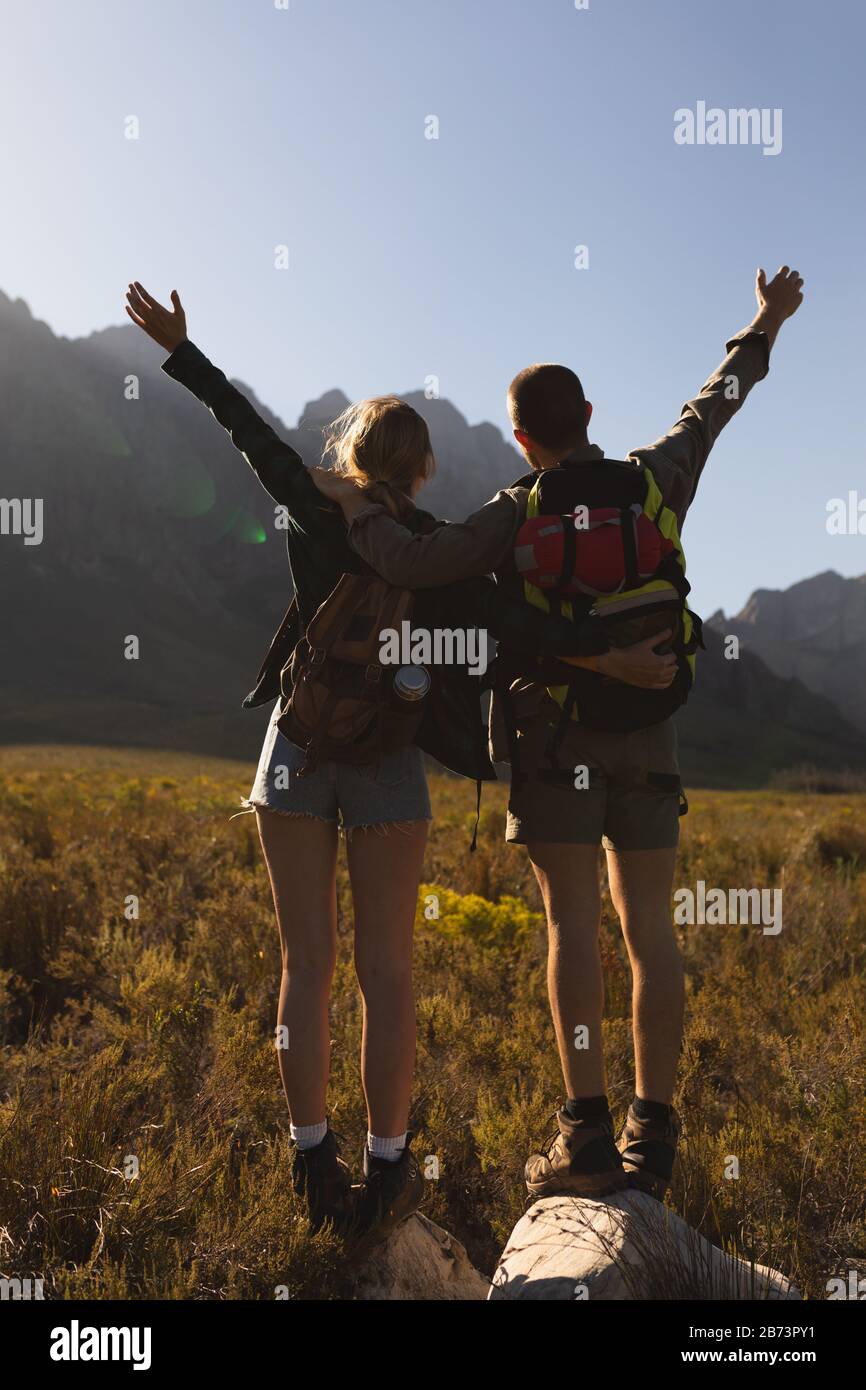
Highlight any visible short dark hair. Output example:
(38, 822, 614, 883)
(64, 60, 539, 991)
(507, 363, 587, 453)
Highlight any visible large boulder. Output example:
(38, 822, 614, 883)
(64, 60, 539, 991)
(354, 1213, 489, 1300)
(489, 1192, 801, 1301)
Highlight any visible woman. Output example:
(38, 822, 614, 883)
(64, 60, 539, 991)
(123, 281, 626, 1243)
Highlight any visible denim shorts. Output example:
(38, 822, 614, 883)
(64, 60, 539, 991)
(240, 701, 432, 832)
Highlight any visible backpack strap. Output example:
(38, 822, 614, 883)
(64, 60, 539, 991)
(555, 523, 577, 593)
(543, 677, 580, 780)
(619, 506, 640, 590)
(296, 684, 341, 778)
(684, 611, 704, 653)
(489, 654, 531, 789)
(498, 679, 525, 787)
(470, 780, 482, 853)
(647, 771, 689, 817)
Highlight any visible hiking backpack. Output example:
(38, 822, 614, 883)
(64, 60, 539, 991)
(506, 457, 703, 741)
(276, 572, 429, 776)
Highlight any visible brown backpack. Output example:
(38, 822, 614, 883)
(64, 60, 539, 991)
(276, 572, 428, 776)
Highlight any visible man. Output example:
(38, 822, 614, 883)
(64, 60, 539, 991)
(313, 266, 804, 1200)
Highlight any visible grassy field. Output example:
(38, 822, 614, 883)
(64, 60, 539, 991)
(0, 744, 864, 1300)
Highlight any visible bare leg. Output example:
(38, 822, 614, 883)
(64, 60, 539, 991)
(347, 822, 429, 1137)
(527, 842, 606, 1098)
(256, 811, 338, 1126)
(605, 846, 682, 1104)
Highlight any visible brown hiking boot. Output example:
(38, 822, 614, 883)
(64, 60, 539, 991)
(618, 1103, 680, 1200)
(525, 1107, 628, 1198)
(291, 1127, 353, 1233)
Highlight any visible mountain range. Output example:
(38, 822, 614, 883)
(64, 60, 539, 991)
(706, 571, 866, 736)
(1, 287, 864, 787)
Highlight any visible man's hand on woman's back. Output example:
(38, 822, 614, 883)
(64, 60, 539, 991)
(309, 466, 370, 523)
(561, 631, 678, 689)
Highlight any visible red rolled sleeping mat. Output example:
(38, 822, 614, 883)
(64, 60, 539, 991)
(515, 507, 675, 595)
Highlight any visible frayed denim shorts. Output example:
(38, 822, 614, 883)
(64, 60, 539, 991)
(238, 701, 432, 833)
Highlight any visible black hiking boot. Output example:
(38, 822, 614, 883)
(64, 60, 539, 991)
(348, 1135, 425, 1258)
(291, 1127, 353, 1234)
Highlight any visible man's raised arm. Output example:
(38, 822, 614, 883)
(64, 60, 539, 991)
(628, 266, 804, 526)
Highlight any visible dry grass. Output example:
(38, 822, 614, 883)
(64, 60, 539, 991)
(0, 746, 863, 1299)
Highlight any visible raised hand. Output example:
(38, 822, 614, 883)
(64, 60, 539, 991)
(125, 282, 188, 352)
(755, 266, 804, 324)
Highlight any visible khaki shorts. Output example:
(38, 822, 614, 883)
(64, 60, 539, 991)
(505, 712, 684, 851)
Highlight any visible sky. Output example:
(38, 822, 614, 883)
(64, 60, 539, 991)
(1, 0, 864, 616)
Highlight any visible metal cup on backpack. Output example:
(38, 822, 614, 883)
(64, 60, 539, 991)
(393, 664, 431, 702)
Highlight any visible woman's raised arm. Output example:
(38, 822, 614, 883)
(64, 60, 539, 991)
(125, 282, 324, 524)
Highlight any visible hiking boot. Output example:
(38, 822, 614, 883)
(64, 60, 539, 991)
(618, 1103, 680, 1200)
(525, 1107, 628, 1199)
(291, 1127, 353, 1233)
(349, 1135, 425, 1253)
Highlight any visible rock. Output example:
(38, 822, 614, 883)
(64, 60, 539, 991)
(489, 1192, 801, 1301)
(354, 1213, 489, 1301)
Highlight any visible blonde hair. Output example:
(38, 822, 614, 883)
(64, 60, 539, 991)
(324, 396, 434, 520)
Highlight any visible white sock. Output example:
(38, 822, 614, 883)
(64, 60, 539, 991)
(367, 1131, 407, 1163)
(291, 1120, 327, 1151)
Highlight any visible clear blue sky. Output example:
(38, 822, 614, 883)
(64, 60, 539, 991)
(1, 0, 863, 615)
